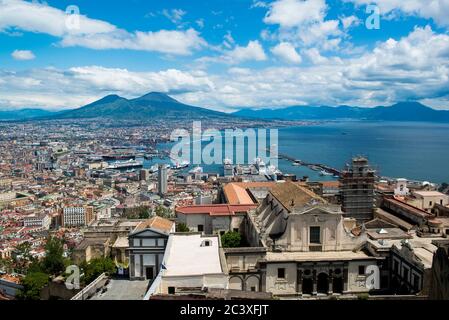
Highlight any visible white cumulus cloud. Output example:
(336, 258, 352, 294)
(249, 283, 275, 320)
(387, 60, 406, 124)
(271, 42, 302, 63)
(0, 0, 206, 55)
(11, 49, 35, 60)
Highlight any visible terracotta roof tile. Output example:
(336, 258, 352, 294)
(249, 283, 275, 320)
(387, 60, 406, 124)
(176, 204, 257, 216)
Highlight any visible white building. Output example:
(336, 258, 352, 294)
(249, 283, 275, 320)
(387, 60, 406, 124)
(394, 178, 410, 196)
(63, 206, 93, 227)
(145, 234, 228, 297)
(23, 212, 51, 229)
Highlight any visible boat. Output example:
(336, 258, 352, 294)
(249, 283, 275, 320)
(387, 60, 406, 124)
(189, 165, 203, 174)
(107, 159, 143, 170)
(102, 154, 135, 161)
(320, 170, 334, 176)
(172, 160, 190, 170)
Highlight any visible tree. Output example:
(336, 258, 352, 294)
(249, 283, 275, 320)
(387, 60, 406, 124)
(41, 237, 65, 275)
(138, 208, 150, 219)
(81, 257, 116, 285)
(0, 257, 14, 274)
(176, 223, 190, 232)
(155, 205, 172, 218)
(221, 231, 241, 248)
(14, 241, 35, 274)
(17, 272, 50, 300)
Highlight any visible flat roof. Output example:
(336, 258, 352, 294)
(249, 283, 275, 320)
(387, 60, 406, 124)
(163, 234, 224, 277)
(413, 191, 448, 197)
(264, 250, 374, 263)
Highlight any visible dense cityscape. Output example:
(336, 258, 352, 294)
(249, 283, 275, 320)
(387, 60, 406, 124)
(1, 0, 449, 310)
(0, 116, 448, 301)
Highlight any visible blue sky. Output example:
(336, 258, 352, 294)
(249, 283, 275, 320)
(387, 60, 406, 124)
(1, 0, 449, 111)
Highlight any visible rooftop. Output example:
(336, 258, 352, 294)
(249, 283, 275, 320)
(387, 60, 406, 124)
(270, 181, 327, 212)
(176, 204, 257, 216)
(264, 250, 375, 263)
(134, 216, 174, 234)
(163, 234, 224, 277)
(413, 190, 448, 197)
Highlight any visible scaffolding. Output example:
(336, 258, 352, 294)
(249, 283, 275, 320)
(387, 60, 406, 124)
(340, 157, 376, 221)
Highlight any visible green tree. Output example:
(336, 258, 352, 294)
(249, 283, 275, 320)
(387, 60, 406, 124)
(221, 231, 241, 248)
(0, 257, 14, 274)
(81, 257, 116, 284)
(155, 205, 171, 218)
(14, 241, 35, 274)
(176, 223, 190, 232)
(138, 208, 150, 219)
(17, 272, 50, 300)
(41, 237, 65, 275)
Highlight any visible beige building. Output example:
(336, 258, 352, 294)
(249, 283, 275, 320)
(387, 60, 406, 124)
(407, 191, 449, 213)
(235, 182, 381, 297)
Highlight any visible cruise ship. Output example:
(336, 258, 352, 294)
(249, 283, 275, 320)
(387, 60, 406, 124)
(107, 159, 143, 170)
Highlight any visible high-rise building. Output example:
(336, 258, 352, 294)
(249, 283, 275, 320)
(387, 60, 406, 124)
(340, 156, 376, 222)
(158, 164, 168, 196)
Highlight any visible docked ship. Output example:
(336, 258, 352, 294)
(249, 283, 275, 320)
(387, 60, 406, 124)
(189, 165, 204, 174)
(320, 170, 334, 176)
(107, 159, 143, 170)
(102, 153, 135, 161)
(223, 158, 234, 177)
(172, 160, 190, 170)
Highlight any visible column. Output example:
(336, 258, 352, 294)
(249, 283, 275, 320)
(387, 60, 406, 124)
(328, 269, 333, 295)
(343, 267, 349, 293)
(312, 269, 317, 295)
(297, 269, 303, 296)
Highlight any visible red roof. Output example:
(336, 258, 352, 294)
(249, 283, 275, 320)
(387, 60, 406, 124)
(176, 204, 257, 216)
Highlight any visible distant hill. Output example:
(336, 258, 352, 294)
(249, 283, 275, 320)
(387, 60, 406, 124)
(233, 102, 449, 122)
(0, 108, 55, 121)
(50, 92, 230, 120)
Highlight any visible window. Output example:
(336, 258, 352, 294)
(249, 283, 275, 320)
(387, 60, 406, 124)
(201, 240, 212, 247)
(358, 265, 365, 275)
(393, 260, 399, 274)
(412, 274, 420, 291)
(168, 287, 175, 294)
(309, 227, 321, 244)
(403, 267, 409, 281)
(251, 286, 256, 292)
(429, 201, 433, 207)
(441, 199, 444, 205)
(142, 239, 155, 247)
(197, 225, 204, 232)
(277, 268, 286, 279)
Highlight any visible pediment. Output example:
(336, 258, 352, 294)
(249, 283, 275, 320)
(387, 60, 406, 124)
(129, 228, 168, 238)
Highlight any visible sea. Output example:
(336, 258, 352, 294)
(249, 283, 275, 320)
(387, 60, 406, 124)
(143, 121, 449, 184)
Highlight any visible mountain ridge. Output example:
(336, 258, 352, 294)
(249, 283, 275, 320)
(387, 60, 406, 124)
(232, 102, 449, 122)
(48, 92, 230, 120)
